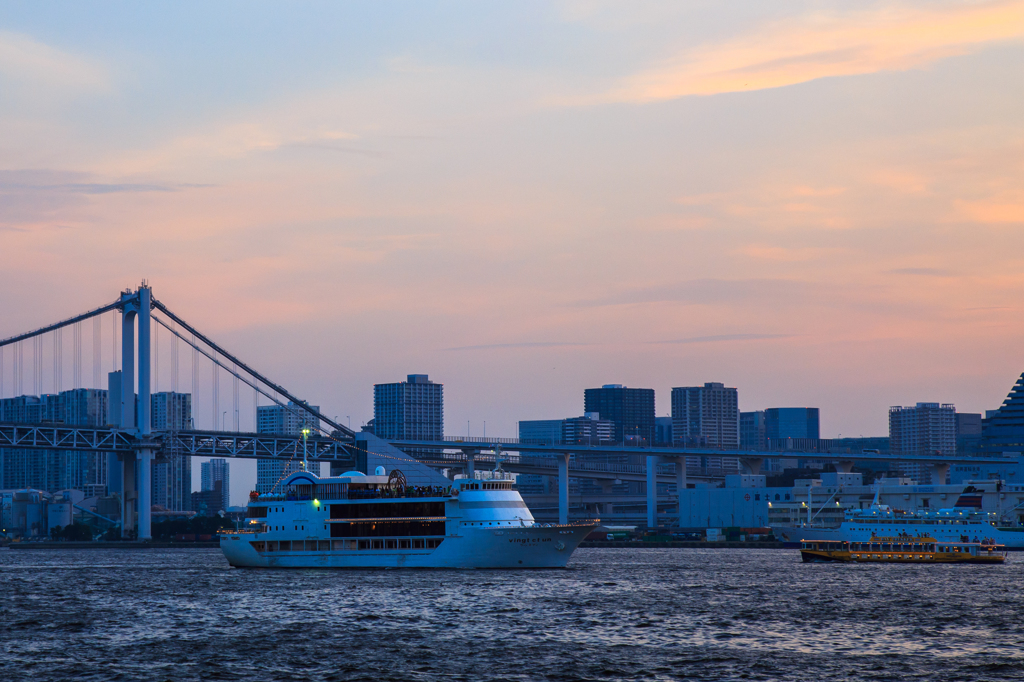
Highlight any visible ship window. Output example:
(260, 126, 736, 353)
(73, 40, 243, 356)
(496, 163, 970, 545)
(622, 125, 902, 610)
(358, 540, 369, 550)
(413, 539, 425, 549)
(372, 540, 384, 550)
(279, 541, 291, 551)
(399, 539, 410, 549)
(774, 494, 780, 501)
(385, 540, 397, 549)
(785, 494, 790, 501)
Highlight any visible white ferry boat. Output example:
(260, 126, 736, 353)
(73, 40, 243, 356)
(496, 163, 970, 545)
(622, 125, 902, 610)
(774, 489, 1024, 549)
(220, 466, 598, 568)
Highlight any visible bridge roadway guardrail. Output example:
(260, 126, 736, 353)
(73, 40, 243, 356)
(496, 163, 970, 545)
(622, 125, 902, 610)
(0, 423, 356, 463)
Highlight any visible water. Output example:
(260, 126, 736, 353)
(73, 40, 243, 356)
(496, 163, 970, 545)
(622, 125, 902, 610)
(2, 548, 1022, 681)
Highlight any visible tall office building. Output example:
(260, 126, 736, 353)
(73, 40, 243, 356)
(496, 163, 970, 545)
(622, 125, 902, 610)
(519, 419, 564, 444)
(373, 374, 444, 441)
(654, 416, 673, 446)
(256, 402, 320, 494)
(0, 390, 109, 493)
(150, 392, 193, 510)
(740, 411, 767, 450)
(956, 413, 983, 456)
(583, 385, 655, 444)
(982, 372, 1024, 454)
(889, 403, 956, 457)
(201, 458, 230, 511)
(765, 407, 820, 442)
(671, 383, 739, 448)
(562, 413, 614, 445)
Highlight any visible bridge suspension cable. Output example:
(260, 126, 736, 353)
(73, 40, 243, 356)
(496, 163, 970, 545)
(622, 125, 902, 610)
(0, 300, 121, 349)
(150, 298, 353, 438)
(150, 314, 345, 441)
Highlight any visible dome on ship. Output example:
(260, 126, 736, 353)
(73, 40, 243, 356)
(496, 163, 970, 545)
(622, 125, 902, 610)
(340, 471, 365, 477)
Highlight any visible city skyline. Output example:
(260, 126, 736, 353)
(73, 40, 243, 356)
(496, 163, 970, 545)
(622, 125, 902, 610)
(3, 3, 1024, 463)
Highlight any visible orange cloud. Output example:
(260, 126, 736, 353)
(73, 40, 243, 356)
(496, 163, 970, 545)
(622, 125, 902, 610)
(955, 198, 1024, 223)
(600, 1, 1024, 103)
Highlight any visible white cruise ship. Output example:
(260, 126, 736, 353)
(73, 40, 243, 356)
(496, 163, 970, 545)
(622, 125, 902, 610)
(773, 489, 1024, 549)
(220, 466, 598, 568)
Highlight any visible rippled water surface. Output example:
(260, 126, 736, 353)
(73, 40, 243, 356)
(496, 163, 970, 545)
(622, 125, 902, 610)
(2, 547, 1022, 681)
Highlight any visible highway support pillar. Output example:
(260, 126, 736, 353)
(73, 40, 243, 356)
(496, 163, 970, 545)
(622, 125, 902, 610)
(835, 460, 855, 474)
(932, 462, 951, 485)
(740, 457, 764, 476)
(558, 453, 570, 525)
(463, 449, 477, 479)
(646, 455, 660, 529)
(557, 454, 573, 522)
(675, 457, 687, 528)
(121, 453, 136, 537)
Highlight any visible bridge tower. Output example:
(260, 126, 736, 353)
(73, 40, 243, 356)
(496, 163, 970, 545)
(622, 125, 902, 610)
(116, 283, 155, 540)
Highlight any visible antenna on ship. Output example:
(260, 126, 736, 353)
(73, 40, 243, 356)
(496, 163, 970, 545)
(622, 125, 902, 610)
(493, 445, 505, 475)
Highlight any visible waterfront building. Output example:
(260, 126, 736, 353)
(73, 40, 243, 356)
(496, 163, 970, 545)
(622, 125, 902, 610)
(740, 411, 766, 450)
(191, 480, 226, 516)
(671, 383, 739, 448)
(0, 390, 109, 494)
(672, 383, 740, 477)
(889, 403, 956, 457)
(562, 413, 614, 445)
(373, 374, 443, 441)
(957, 413, 983, 456)
(766, 407, 819, 441)
(889, 402, 956, 484)
(982, 372, 1024, 454)
(255, 402, 320, 493)
(151, 392, 192, 511)
(201, 458, 230, 511)
(519, 419, 563, 444)
(655, 416, 673, 446)
(584, 385, 655, 444)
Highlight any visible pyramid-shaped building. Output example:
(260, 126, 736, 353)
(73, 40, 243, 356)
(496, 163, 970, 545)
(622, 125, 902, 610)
(982, 372, 1024, 454)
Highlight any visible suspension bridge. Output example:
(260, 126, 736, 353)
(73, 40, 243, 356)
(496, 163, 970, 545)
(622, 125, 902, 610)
(1, 283, 1016, 539)
(0, 283, 357, 540)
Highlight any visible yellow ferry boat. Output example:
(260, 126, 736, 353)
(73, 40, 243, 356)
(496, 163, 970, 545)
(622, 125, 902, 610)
(800, 535, 1006, 564)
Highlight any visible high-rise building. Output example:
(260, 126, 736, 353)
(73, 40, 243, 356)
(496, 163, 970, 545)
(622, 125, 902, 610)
(583, 385, 655, 444)
(740, 411, 767, 450)
(956, 413, 983, 456)
(671, 383, 739, 448)
(0, 390, 109, 493)
(519, 420, 563, 444)
(150, 392, 193, 511)
(889, 403, 956, 457)
(192, 480, 226, 516)
(562, 413, 614, 445)
(982, 372, 1024, 455)
(765, 407, 820, 442)
(654, 416, 673, 446)
(373, 374, 444, 441)
(201, 458, 230, 511)
(256, 402, 320, 494)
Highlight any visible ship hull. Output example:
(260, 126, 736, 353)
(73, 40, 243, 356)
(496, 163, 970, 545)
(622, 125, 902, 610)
(220, 523, 596, 569)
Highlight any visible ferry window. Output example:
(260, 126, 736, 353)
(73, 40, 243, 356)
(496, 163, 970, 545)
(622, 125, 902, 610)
(775, 494, 780, 501)
(785, 494, 790, 501)
(399, 539, 411, 549)
(413, 539, 425, 549)
(372, 540, 383, 550)
(385, 540, 397, 550)
(358, 540, 369, 550)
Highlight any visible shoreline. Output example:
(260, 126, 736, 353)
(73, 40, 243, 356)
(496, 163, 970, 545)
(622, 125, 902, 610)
(3, 541, 220, 550)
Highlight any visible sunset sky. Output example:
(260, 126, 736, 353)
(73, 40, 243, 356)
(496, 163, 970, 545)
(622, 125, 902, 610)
(2, 2, 1024, 499)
